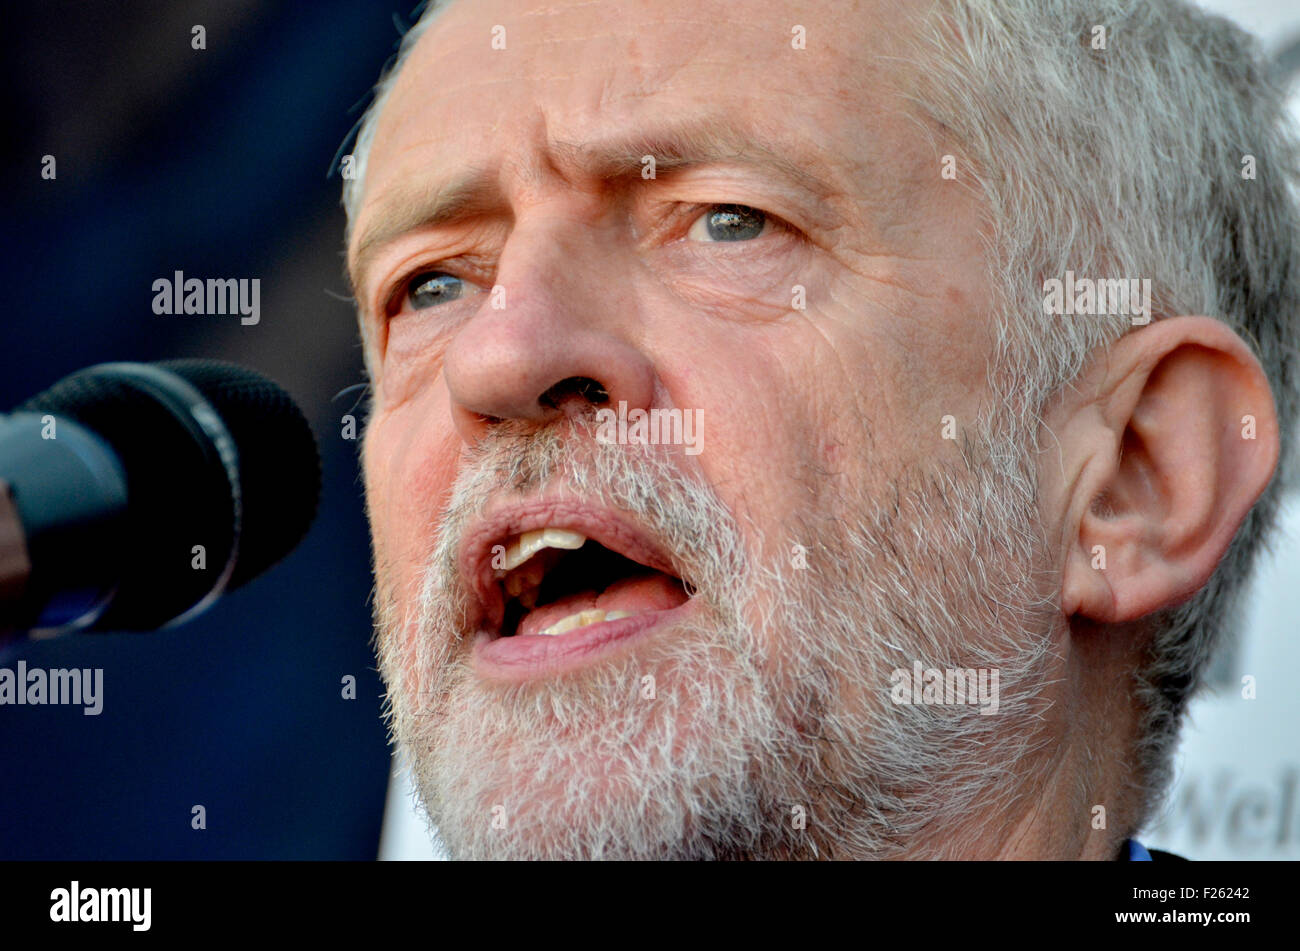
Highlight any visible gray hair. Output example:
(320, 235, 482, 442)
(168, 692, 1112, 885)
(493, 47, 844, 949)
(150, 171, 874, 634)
(343, 0, 1300, 834)
(906, 0, 1300, 827)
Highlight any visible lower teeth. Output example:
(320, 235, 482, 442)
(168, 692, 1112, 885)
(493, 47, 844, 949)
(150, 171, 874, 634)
(539, 609, 633, 637)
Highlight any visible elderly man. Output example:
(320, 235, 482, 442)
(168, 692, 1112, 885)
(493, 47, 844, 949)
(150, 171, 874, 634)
(342, 0, 1298, 859)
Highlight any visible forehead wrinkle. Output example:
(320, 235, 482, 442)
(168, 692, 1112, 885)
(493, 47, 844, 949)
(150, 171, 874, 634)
(549, 115, 836, 195)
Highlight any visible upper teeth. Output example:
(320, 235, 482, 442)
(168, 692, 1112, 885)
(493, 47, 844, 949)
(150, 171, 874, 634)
(494, 528, 587, 576)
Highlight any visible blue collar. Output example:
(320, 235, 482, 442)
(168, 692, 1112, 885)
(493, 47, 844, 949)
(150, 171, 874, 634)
(1125, 838, 1153, 861)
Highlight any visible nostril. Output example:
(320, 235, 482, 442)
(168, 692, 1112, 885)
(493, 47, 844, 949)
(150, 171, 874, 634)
(539, 376, 609, 410)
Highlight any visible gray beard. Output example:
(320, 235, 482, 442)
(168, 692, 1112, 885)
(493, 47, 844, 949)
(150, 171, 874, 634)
(372, 416, 1057, 859)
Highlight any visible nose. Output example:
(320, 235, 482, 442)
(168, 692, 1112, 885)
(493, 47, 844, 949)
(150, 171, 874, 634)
(442, 213, 656, 445)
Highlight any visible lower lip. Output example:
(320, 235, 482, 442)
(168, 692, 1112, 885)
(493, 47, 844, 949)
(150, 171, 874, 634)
(472, 602, 694, 681)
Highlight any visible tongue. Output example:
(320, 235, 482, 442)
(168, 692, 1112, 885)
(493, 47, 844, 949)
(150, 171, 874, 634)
(516, 572, 688, 638)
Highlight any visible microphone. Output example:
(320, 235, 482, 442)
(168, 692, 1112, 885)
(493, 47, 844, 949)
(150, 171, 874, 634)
(0, 360, 320, 637)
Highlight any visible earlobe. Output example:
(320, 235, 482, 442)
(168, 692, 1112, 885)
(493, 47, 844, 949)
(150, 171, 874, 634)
(1061, 317, 1279, 624)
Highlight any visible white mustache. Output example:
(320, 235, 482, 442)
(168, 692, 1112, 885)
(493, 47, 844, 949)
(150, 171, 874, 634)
(426, 413, 742, 638)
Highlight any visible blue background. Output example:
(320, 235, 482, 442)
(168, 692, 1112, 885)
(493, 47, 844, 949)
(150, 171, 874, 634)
(0, 0, 416, 858)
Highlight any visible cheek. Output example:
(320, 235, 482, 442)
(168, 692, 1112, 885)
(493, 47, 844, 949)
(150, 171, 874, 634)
(673, 337, 849, 567)
(363, 399, 462, 603)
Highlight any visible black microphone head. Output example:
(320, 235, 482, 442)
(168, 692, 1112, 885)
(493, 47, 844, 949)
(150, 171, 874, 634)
(158, 360, 321, 594)
(18, 360, 320, 630)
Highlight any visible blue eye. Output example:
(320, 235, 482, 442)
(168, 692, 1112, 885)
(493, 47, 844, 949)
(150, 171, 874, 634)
(407, 271, 472, 309)
(687, 204, 769, 242)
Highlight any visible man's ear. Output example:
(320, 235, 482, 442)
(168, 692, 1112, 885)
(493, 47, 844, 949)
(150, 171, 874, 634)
(1053, 316, 1280, 623)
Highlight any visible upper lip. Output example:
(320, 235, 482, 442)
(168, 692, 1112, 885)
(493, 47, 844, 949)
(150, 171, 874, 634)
(459, 497, 683, 635)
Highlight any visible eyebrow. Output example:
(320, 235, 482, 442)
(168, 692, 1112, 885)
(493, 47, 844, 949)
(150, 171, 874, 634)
(347, 116, 838, 297)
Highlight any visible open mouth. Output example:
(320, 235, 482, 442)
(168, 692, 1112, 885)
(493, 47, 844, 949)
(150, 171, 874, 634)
(491, 527, 691, 639)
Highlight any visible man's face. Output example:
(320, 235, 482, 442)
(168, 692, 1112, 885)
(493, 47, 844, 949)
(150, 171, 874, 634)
(350, 0, 1057, 858)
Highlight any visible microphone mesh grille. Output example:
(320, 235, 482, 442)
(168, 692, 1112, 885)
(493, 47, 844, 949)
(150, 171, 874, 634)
(159, 360, 321, 592)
